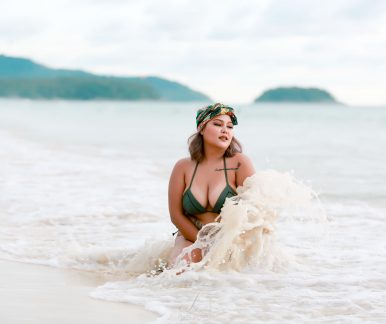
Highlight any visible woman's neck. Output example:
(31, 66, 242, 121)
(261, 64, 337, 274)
(203, 145, 225, 163)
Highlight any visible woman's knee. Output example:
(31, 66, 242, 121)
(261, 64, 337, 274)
(168, 235, 192, 266)
(168, 235, 203, 266)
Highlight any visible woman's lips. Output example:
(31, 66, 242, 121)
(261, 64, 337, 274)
(219, 136, 228, 141)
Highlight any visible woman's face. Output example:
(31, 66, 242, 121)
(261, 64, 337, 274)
(201, 114, 234, 150)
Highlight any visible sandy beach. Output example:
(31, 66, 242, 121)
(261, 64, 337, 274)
(0, 259, 157, 324)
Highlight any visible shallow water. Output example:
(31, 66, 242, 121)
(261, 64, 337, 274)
(0, 99, 385, 322)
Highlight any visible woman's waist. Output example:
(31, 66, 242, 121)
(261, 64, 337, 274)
(186, 212, 219, 225)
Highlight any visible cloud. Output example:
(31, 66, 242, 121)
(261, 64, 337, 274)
(0, 0, 385, 104)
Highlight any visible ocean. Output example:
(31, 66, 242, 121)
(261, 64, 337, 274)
(0, 99, 385, 323)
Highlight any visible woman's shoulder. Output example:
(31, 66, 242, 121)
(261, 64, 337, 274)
(230, 153, 255, 186)
(229, 152, 253, 166)
(172, 157, 195, 173)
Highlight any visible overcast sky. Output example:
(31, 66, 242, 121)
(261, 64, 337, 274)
(1, 0, 385, 105)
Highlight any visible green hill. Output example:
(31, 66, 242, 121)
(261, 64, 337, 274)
(255, 87, 338, 103)
(0, 55, 210, 101)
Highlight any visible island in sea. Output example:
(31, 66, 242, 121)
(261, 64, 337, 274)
(254, 87, 339, 104)
(0, 55, 210, 101)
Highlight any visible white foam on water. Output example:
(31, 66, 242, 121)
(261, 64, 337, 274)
(90, 208, 386, 323)
(91, 171, 369, 323)
(90, 170, 385, 323)
(0, 125, 174, 270)
(1, 101, 385, 322)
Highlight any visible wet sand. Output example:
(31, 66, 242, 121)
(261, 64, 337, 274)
(0, 259, 157, 323)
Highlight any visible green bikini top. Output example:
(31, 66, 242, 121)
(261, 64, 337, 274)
(182, 157, 237, 215)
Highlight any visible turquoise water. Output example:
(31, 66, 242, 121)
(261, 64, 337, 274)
(0, 99, 385, 322)
(1, 99, 385, 204)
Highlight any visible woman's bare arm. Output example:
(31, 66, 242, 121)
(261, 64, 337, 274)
(235, 153, 255, 187)
(168, 159, 199, 242)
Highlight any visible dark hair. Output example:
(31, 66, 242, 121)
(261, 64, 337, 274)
(188, 132, 242, 162)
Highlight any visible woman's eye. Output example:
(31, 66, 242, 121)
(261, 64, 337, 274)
(214, 123, 221, 126)
(227, 126, 233, 129)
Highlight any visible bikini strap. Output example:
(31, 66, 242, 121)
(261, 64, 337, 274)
(188, 161, 199, 189)
(223, 157, 230, 185)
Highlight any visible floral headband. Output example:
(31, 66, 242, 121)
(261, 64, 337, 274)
(196, 103, 238, 131)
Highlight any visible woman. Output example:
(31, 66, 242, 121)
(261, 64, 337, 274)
(167, 103, 255, 267)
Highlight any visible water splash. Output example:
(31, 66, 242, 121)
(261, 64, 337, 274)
(172, 170, 324, 273)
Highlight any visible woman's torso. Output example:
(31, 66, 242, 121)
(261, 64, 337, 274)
(182, 156, 238, 225)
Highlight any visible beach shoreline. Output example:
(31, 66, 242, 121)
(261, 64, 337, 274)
(0, 259, 158, 323)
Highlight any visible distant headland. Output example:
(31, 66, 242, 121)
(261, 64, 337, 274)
(255, 87, 339, 104)
(0, 55, 210, 101)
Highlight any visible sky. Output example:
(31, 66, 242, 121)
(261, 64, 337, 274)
(1, 0, 385, 105)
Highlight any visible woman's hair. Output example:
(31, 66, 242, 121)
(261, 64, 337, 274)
(188, 131, 242, 162)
